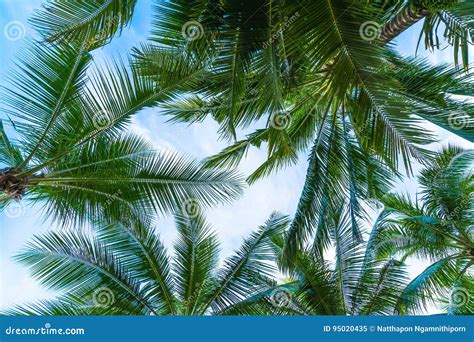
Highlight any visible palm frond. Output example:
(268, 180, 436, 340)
(29, 135, 244, 227)
(386, 51, 474, 141)
(15, 230, 157, 315)
(173, 212, 220, 315)
(0, 121, 23, 167)
(1, 40, 92, 169)
(98, 222, 178, 315)
(199, 213, 289, 314)
(30, 0, 138, 49)
(396, 256, 462, 315)
(419, 2, 474, 69)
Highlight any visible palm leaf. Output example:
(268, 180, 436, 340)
(198, 213, 289, 314)
(173, 212, 220, 315)
(30, 0, 138, 49)
(14, 230, 158, 315)
(98, 222, 178, 315)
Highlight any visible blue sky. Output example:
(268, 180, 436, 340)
(0, 0, 473, 312)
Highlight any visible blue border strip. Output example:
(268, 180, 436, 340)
(1, 316, 472, 341)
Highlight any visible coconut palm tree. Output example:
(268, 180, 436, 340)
(5, 213, 291, 315)
(251, 193, 471, 316)
(368, 146, 473, 314)
(6, 0, 472, 316)
(135, 0, 474, 158)
(271, 226, 410, 315)
(132, 0, 474, 257)
(220, 205, 411, 316)
(0, 39, 244, 227)
(245, 148, 472, 316)
(27, 0, 474, 253)
(32, 1, 474, 68)
(6, 207, 414, 316)
(30, 0, 474, 152)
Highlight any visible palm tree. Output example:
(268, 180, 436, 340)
(6, 207, 413, 316)
(0, 39, 244, 227)
(268, 211, 410, 316)
(369, 146, 473, 314)
(4, 0, 472, 316)
(132, 0, 474, 257)
(27, 0, 474, 253)
(5, 213, 290, 315)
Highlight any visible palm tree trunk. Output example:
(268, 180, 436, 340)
(380, 6, 430, 44)
(0, 168, 27, 199)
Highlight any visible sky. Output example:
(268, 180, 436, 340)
(0, 0, 473, 313)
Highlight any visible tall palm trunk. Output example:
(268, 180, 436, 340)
(380, 6, 430, 44)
